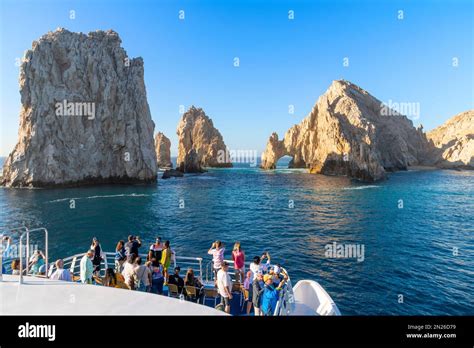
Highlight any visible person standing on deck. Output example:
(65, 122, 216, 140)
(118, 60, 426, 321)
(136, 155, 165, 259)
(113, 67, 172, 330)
(232, 242, 245, 283)
(208, 240, 225, 281)
(134, 257, 151, 292)
(148, 237, 163, 261)
(90, 237, 103, 276)
(216, 261, 233, 314)
(149, 258, 164, 294)
(243, 270, 254, 315)
(122, 254, 138, 290)
(125, 235, 141, 256)
(114, 240, 126, 273)
(80, 249, 94, 284)
(260, 273, 288, 316)
(160, 240, 172, 284)
(252, 270, 265, 316)
(249, 252, 271, 280)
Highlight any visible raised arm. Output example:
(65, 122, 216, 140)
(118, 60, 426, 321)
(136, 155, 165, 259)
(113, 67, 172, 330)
(207, 242, 215, 255)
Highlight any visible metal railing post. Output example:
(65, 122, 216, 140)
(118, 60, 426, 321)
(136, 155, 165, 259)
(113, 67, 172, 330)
(18, 227, 49, 284)
(0, 225, 29, 281)
(26, 232, 30, 274)
(19, 237, 24, 284)
(45, 229, 48, 277)
(0, 234, 4, 282)
(199, 258, 203, 280)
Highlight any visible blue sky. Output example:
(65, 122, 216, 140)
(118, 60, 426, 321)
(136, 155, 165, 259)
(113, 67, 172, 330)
(1, 0, 473, 156)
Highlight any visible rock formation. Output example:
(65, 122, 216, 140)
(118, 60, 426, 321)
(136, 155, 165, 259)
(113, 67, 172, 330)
(1, 28, 158, 187)
(155, 132, 172, 168)
(261, 80, 433, 181)
(427, 110, 474, 168)
(176, 106, 232, 172)
(162, 169, 184, 179)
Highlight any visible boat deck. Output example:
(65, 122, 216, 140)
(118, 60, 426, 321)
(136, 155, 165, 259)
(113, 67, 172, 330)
(0, 275, 227, 315)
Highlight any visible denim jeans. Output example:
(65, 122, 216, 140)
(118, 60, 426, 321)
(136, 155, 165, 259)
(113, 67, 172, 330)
(151, 277, 164, 294)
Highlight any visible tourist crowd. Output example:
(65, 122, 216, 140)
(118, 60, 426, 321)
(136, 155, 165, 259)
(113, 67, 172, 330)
(2, 235, 288, 316)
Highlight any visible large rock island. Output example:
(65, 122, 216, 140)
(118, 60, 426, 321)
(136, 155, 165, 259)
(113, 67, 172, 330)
(261, 80, 432, 181)
(155, 132, 172, 168)
(427, 110, 474, 169)
(176, 106, 232, 173)
(1, 28, 158, 187)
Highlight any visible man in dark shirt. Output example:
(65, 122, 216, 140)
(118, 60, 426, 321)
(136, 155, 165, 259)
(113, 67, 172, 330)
(167, 266, 184, 294)
(124, 235, 141, 256)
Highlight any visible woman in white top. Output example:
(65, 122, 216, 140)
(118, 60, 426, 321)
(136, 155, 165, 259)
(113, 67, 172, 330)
(121, 254, 137, 290)
(134, 257, 151, 292)
(208, 240, 225, 280)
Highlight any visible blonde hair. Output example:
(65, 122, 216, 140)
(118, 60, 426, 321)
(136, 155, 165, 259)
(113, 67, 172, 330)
(233, 242, 241, 251)
(11, 259, 20, 270)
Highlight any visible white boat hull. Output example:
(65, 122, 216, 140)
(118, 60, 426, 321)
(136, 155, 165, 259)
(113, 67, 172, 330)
(0, 275, 227, 316)
(291, 280, 341, 316)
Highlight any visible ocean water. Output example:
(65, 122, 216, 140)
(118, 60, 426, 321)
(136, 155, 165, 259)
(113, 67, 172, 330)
(0, 158, 473, 315)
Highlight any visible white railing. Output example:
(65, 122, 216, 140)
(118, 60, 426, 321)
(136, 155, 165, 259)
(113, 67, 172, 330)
(1, 225, 50, 284)
(56, 251, 203, 280)
(0, 225, 29, 281)
(273, 276, 295, 316)
(6, 237, 296, 316)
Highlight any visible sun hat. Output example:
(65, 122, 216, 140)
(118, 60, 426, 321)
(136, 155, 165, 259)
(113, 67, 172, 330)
(263, 274, 273, 283)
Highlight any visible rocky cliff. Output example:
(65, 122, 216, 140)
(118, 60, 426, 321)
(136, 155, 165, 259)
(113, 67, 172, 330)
(176, 106, 232, 172)
(1, 28, 158, 187)
(261, 80, 432, 181)
(155, 132, 172, 168)
(427, 110, 474, 168)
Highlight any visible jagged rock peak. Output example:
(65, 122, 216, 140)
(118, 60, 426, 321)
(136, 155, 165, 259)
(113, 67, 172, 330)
(1, 28, 158, 187)
(427, 110, 474, 168)
(155, 132, 173, 169)
(176, 106, 232, 173)
(261, 80, 433, 182)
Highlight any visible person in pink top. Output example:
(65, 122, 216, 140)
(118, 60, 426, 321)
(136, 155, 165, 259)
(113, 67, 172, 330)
(232, 241, 245, 283)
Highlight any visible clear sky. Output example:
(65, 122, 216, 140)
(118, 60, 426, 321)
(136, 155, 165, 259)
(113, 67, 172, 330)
(0, 0, 473, 157)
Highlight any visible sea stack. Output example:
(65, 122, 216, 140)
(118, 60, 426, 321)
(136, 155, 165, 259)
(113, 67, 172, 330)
(1, 28, 158, 187)
(176, 106, 232, 173)
(427, 110, 474, 169)
(155, 132, 173, 168)
(261, 80, 432, 181)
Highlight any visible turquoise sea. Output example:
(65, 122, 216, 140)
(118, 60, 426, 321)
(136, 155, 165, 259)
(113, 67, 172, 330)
(0, 158, 473, 315)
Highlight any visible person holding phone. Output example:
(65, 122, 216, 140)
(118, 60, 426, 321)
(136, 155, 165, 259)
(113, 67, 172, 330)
(208, 240, 225, 281)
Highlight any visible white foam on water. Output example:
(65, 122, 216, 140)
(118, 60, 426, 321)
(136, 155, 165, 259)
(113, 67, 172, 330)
(47, 193, 150, 203)
(185, 175, 217, 180)
(343, 185, 380, 190)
